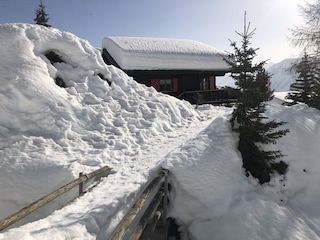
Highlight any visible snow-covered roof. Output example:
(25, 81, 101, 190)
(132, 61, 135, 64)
(102, 37, 229, 71)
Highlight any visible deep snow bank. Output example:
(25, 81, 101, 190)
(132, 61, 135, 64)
(0, 23, 201, 228)
(163, 101, 320, 240)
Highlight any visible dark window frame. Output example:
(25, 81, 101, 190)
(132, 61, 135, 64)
(200, 77, 209, 90)
(160, 79, 173, 92)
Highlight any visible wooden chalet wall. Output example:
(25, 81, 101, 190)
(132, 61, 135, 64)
(125, 71, 218, 93)
(102, 48, 230, 104)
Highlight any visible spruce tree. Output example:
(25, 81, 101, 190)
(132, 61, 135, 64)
(310, 68, 320, 109)
(311, 82, 320, 109)
(225, 13, 289, 184)
(34, 0, 51, 27)
(286, 52, 316, 105)
(309, 57, 320, 109)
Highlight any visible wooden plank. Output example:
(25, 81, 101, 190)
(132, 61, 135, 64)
(0, 165, 110, 231)
(108, 171, 165, 240)
(139, 211, 162, 240)
(86, 166, 111, 181)
(129, 191, 164, 239)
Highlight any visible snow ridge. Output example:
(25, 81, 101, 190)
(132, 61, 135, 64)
(0, 23, 201, 235)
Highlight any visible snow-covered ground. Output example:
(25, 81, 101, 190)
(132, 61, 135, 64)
(1, 24, 320, 240)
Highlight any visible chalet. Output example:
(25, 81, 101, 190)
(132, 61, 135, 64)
(102, 37, 231, 104)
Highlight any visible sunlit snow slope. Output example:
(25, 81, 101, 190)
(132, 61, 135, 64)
(218, 58, 299, 92)
(0, 23, 202, 233)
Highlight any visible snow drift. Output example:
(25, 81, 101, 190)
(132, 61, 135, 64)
(0, 23, 201, 234)
(164, 100, 320, 240)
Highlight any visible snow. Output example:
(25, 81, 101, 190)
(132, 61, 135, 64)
(218, 58, 299, 92)
(102, 36, 229, 71)
(166, 99, 320, 240)
(216, 73, 236, 88)
(268, 58, 298, 92)
(1, 23, 320, 240)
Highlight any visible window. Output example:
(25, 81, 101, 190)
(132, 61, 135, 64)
(200, 77, 209, 90)
(160, 79, 173, 92)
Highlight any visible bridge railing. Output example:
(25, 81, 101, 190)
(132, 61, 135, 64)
(108, 169, 169, 240)
(0, 167, 170, 239)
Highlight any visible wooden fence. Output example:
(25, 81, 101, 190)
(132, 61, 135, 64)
(0, 167, 171, 239)
(0, 165, 112, 232)
(108, 169, 169, 240)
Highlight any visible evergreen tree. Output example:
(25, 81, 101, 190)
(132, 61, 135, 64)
(225, 13, 289, 184)
(309, 57, 320, 109)
(286, 52, 316, 105)
(311, 81, 320, 109)
(34, 0, 51, 27)
(310, 65, 320, 109)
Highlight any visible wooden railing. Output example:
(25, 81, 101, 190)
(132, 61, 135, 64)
(0, 167, 171, 239)
(108, 169, 169, 240)
(0, 165, 112, 232)
(177, 89, 238, 105)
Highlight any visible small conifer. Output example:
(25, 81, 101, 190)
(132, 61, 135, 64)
(225, 13, 289, 184)
(286, 52, 316, 105)
(34, 0, 51, 27)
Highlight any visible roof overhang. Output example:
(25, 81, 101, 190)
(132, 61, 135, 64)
(124, 69, 228, 77)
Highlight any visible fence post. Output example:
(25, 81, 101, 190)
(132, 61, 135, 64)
(163, 169, 168, 225)
(79, 172, 84, 196)
(109, 170, 165, 240)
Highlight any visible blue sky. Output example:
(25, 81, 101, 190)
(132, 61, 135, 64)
(0, 0, 305, 63)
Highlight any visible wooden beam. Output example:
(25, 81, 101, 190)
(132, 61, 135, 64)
(129, 191, 164, 239)
(108, 170, 165, 240)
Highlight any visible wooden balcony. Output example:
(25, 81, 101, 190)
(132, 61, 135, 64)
(177, 89, 238, 105)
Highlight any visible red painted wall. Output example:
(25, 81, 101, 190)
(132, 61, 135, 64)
(210, 76, 216, 90)
(151, 79, 160, 91)
(173, 78, 179, 92)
